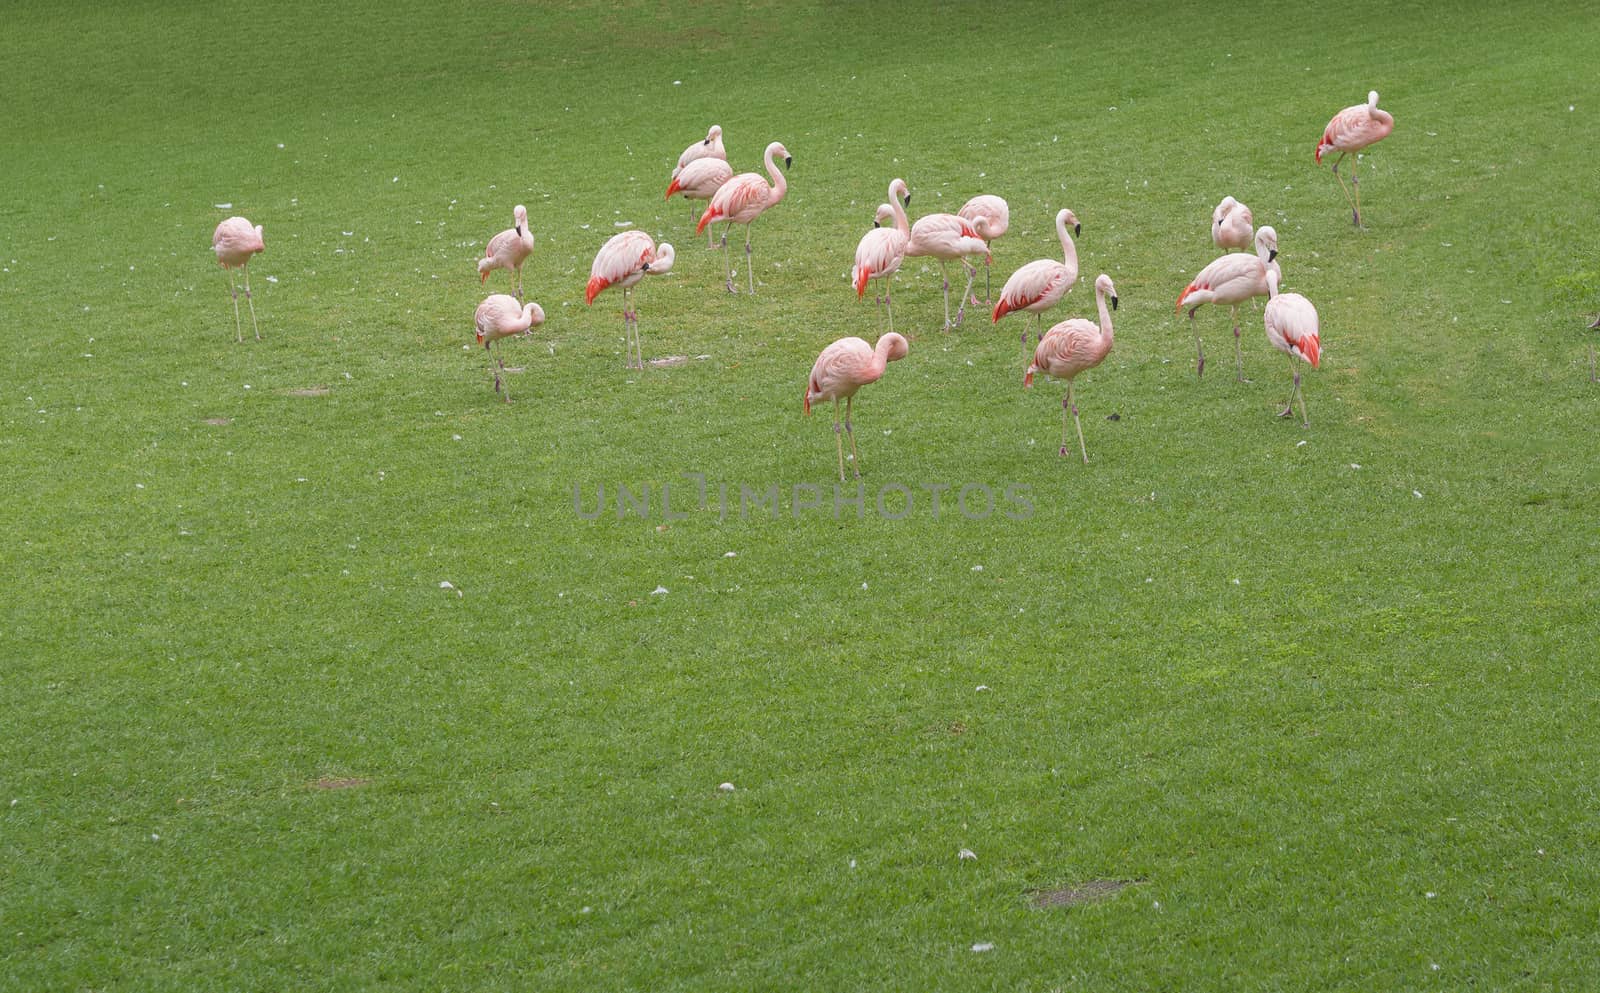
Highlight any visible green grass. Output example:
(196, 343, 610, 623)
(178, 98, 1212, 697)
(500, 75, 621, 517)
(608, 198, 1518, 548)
(3, 0, 1599, 989)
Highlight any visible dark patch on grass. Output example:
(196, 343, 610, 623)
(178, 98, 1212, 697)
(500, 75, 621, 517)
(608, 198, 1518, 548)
(202, 417, 232, 426)
(311, 777, 369, 790)
(285, 386, 331, 397)
(1029, 879, 1140, 909)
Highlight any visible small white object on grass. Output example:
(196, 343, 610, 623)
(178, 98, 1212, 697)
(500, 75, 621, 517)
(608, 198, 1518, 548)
(1414, 490, 1423, 498)
(958, 848, 977, 861)
(975, 685, 990, 692)
(971, 565, 983, 572)
(724, 552, 737, 558)
(651, 586, 668, 595)
(971, 942, 994, 953)
(718, 782, 735, 792)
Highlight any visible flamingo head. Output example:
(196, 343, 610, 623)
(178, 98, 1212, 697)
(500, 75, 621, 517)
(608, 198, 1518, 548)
(644, 242, 675, 276)
(766, 141, 792, 170)
(525, 301, 546, 329)
(1059, 208, 1081, 239)
(873, 204, 895, 228)
(706, 124, 722, 145)
(1095, 274, 1118, 310)
(1367, 90, 1380, 109)
(890, 178, 910, 207)
(879, 332, 910, 363)
(1256, 226, 1279, 264)
(513, 204, 529, 235)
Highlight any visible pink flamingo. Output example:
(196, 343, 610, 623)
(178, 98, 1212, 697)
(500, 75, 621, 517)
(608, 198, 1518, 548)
(1025, 274, 1119, 464)
(666, 158, 735, 247)
(212, 216, 265, 342)
(474, 294, 545, 402)
(804, 331, 909, 481)
(696, 140, 792, 295)
(1263, 268, 1321, 426)
(478, 205, 536, 300)
(1317, 90, 1394, 226)
(1175, 226, 1280, 380)
(586, 230, 675, 370)
(959, 194, 1010, 303)
(852, 178, 912, 331)
(672, 124, 726, 222)
(992, 208, 1081, 346)
(905, 207, 989, 330)
(1212, 196, 1254, 250)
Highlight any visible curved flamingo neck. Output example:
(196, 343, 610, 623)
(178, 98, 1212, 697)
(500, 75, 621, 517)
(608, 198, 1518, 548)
(764, 144, 787, 206)
(1095, 286, 1114, 342)
(1058, 213, 1078, 270)
(889, 182, 909, 236)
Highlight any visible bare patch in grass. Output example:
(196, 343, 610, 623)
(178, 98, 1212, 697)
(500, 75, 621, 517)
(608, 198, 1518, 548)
(285, 386, 331, 397)
(649, 355, 689, 368)
(202, 417, 232, 426)
(312, 776, 369, 790)
(1029, 878, 1139, 909)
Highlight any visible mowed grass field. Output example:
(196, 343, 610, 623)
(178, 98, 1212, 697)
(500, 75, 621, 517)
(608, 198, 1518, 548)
(4, 0, 1599, 989)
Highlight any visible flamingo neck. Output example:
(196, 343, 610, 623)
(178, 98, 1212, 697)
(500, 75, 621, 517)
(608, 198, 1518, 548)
(1059, 214, 1078, 270)
(889, 188, 909, 236)
(764, 145, 787, 206)
(1096, 288, 1114, 343)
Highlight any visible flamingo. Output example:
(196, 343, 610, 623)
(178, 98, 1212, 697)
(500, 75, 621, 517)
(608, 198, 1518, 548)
(586, 230, 675, 370)
(212, 216, 264, 342)
(1317, 90, 1394, 226)
(666, 157, 735, 247)
(992, 208, 1081, 347)
(478, 205, 536, 300)
(672, 124, 726, 222)
(1263, 268, 1321, 427)
(1212, 196, 1254, 250)
(905, 208, 989, 330)
(1175, 226, 1280, 380)
(804, 331, 909, 481)
(1025, 274, 1119, 464)
(852, 178, 912, 332)
(696, 140, 791, 295)
(474, 294, 545, 402)
(959, 194, 1010, 303)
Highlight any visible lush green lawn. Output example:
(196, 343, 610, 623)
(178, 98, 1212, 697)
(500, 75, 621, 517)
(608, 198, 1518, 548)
(3, 1, 1598, 989)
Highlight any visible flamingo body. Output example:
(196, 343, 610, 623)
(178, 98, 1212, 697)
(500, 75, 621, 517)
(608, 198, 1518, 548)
(473, 294, 545, 401)
(804, 332, 909, 481)
(673, 124, 726, 179)
(696, 140, 791, 294)
(906, 211, 989, 329)
(1212, 196, 1254, 251)
(587, 230, 675, 369)
(478, 205, 536, 298)
(212, 216, 265, 342)
(1176, 227, 1280, 379)
(1024, 274, 1119, 463)
(1263, 268, 1320, 425)
(992, 208, 1080, 342)
(1317, 91, 1394, 225)
(666, 157, 734, 202)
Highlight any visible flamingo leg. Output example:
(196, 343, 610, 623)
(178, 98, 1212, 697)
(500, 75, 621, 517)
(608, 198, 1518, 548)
(982, 251, 992, 305)
(1070, 382, 1088, 463)
(498, 342, 513, 402)
(1231, 304, 1244, 381)
(845, 394, 861, 477)
(832, 398, 846, 482)
(706, 213, 716, 249)
(744, 227, 755, 295)
(242, 264, 260, 341)
(721, 226, 735, 293)
(1188, 309, 1206, 378)
(633, 297, 646, 371)
(226, 268, 242, 343)
(886, 285, 895, 335)
(954, 261, 976, 327)
(1590, 341, 1597, 383)
(486, 340, 503, 396)
(1352, 153, 1364, 227)
(1058, 389, 1072, 458)
(1330, 152, 1359, 225)
(939, 262, 952, 330)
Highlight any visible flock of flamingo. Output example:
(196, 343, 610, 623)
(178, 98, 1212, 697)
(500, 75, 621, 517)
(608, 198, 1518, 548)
(210, 91, 1398, 476)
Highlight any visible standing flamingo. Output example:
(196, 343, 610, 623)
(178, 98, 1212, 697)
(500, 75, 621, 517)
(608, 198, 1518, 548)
(1263, 268, 1321, 426)
(1317, 91, 1394, 226)
(1025, 274, 1119, 464)
(1212, 196, 1254, 250)
(586, 230, 675, 370)
(474, 294, 545, 402)
(992, 208, 1081, 346)
(1175, 226, 1280, 380)
(905, 207, 989, 330)
(959, 194, 1010, 304)
(852, 178, 912, 332)
(672, 124, 726, 223)
(478, 205, 536, 300)
(212, 216, 264, 342)
(666, 158, 735, 247)
(696, 140, 791, 295)
(804, 332, 909, 481)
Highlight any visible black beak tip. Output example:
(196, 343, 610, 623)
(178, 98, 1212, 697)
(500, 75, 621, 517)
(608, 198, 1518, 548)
(1074, 224, 1081, 237)
(904, 193, 912, 205)
(785, 156, 793, 169)
(873, 221, 881, 228)
(1111, 296, 1119, 311)
(1269, 249, 1278, 262)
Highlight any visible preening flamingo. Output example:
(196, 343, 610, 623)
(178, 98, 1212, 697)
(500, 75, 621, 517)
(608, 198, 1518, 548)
(671, 125, 727, 223)
(1263, 268, 1321, 426)
(959, 194, 1009, 303)
(992, 208, 1081, 346)
(805, 331, 909, 481)
(212, 216, 265, 342)
(852, 178, 912, 332)
(586, 230, 675, 370)
(1212, 196, 1254, 250)
(1176, 226, 1280, 379)
(1317, 91, 1394, 226)
(666, 157, 735, 247)
(905, 208, 989, 330)
(1025, 274, 1119, 464)
(478, 205, 536, 300)
(696, 140, 791, 295)
(474, 294, 545, 402)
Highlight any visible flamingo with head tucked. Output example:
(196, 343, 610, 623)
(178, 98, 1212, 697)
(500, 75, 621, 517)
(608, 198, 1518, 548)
(478, 205, 536, 300)
(1176, 226, 1280, 380)
(1026, 274, 1119, 464)
(1317, 91, 1394, 226)
(697, 140, 791, 295)
(805, 331, 909, 481)
(587, 230, 675, 370)
(992, 208, 1081, 347)
(667, 157, 735, 248)
(959, 194, 1009, 303)
(852, 178, 912, 332)
(474, 294, 545, 402)
(1263, 268, 1321, 426)
(212, 216, 265, 342)
(672, 125, 727, 223)
(1212, 196, 1254, 250)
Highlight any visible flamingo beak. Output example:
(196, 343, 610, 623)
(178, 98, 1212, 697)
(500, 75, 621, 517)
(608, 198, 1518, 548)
(873, 221, 881, 228)
(1074, 224, 1081, 237)
(1269, 249, 1278, 263)
(703, 138, 710, 146)
(1111, 296, 1119, 311)
(903, 193, 911, 206)
(784, 156, 793, 169)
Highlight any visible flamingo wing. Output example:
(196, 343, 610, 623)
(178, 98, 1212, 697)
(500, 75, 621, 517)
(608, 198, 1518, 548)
(1266, 293, 1321, 367)
(587, 230, 653, 304)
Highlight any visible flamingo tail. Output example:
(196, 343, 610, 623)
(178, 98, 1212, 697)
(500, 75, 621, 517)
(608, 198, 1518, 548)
(695, 208, 717, 235)
(854, 265, 871, 299)
(665, 177, 681, 200)
(992, 297, 1012, 324)
(1176, 283, 1199, 313)
(585, 275, 607, 306)
(1300, 334, 1321, 368)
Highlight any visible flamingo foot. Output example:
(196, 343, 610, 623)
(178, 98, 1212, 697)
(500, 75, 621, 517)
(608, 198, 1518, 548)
(1278, 405, 1294, 418)
(1058, 446, 1070, 458)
